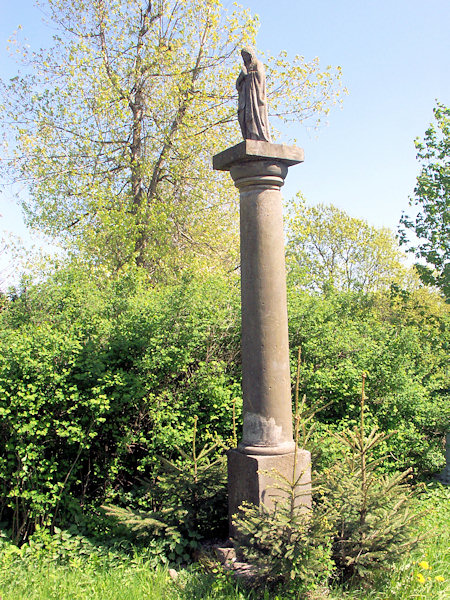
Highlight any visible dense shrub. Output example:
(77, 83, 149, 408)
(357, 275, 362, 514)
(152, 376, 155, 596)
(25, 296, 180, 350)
(321, 425, 420, 582)
(0, 265, 448, 541)
(288, 286, 449, 475)
(103, 418, 228, 562)
(0, 268, 240, 542)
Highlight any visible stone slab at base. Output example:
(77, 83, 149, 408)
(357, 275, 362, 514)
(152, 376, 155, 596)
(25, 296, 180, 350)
(227, 448, 311, 537)
(213, 140, 304, 171)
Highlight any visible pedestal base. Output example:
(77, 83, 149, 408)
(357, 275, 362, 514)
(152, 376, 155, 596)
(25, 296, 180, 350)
(227, 448, 311, 536)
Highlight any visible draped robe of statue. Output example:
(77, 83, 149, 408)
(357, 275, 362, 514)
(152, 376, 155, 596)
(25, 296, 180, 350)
(236, 48, 272, 142)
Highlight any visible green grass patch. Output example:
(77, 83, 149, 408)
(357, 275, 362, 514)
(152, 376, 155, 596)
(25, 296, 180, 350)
(0, 560, 250, 600)
(0, 561, 170, 600)
(0, 483, 448, 600)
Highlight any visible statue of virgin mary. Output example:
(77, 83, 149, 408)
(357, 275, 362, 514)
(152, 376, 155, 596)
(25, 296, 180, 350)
(236, 47, 272, 142)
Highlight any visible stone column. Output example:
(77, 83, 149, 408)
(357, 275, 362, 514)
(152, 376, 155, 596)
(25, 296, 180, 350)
(213, 140, 311, 532)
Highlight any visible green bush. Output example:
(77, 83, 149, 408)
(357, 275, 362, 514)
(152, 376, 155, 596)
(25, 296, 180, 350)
(288, 287, 449, 475)
(233, 497, 334, 596)
(103, 416, 228, 562)
(321, 427, 420, 582)
(318, 378, 422, 584)
(0, 267, 240, 542)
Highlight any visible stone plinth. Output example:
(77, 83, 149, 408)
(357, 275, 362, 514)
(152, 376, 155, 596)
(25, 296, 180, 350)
(213, 141, 310, 531)
(227, 448, 311, 536)
(213, 140, 304, 171)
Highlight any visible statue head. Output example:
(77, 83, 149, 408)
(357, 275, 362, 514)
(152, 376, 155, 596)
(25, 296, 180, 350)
(241, 47, 256, 67)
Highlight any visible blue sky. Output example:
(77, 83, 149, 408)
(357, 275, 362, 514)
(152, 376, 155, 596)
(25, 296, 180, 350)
(1, 0, 449, 281)
(238, 0, 450, 226)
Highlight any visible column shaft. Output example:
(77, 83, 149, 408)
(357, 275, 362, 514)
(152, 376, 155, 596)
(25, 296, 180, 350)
(233, 161, 293, 454)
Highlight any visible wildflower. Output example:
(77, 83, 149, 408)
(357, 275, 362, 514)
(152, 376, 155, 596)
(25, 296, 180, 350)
(416, 573, 426, 584)
(418, 560, 431, 570)
(435, 575, 445, 582)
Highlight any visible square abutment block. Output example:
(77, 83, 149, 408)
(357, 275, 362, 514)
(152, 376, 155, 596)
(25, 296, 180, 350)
(227, 448, 311, 537)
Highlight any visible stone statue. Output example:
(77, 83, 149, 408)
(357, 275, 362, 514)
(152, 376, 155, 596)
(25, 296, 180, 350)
(236, 47, 272, 143)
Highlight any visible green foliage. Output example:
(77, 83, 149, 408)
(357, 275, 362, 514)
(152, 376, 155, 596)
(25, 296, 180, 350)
(0, 254, 447, 545)
(103, 416, 228, 562)
(324, 432, 419, 581)
(324, 483, 450, 600)
(287, 201, 412, 293)
(286, 202, 448, 478)
(288, 286, 450, 475)
(232, 493, 334, 596)
(0, 527, 249, 600)
(399, 102, 450, 300)
(233, 382, 425, 594)
(0, 266, 240, 543)
(0, 524, 166, 570)
(0, 485, 448, 599)
(0, 0, 346, 276)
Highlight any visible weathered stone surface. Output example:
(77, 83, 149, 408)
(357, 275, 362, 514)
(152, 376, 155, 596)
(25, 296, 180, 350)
(213, 546, 236, 565)
(231, 562, 259, 578)
(227, 448, 312, 537)
(213, 140, 304, 171)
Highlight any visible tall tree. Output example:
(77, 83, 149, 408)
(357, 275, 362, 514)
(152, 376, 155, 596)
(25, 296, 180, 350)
(399, 102, 450, 301)
(0, 0, 346, 278)
(286, 201, 411, 293)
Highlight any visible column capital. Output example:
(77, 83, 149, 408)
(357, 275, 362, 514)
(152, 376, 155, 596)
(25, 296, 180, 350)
(230, 160, 288, 190)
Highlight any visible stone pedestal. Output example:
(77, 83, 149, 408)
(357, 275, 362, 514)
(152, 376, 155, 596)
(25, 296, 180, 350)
(227, 448, 311, 535)
(213, 140, 310, 532)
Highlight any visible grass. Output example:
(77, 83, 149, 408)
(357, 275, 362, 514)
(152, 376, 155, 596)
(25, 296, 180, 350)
(0, 483, 448, 600)
(0, 547, 251, 600)
(0, 559, 249, 600)
(0, 561, 171, 600)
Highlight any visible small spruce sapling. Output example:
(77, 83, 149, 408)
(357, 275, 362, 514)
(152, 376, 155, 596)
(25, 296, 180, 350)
(321, 373, 422, 582)
(103, 416, 227, 561)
